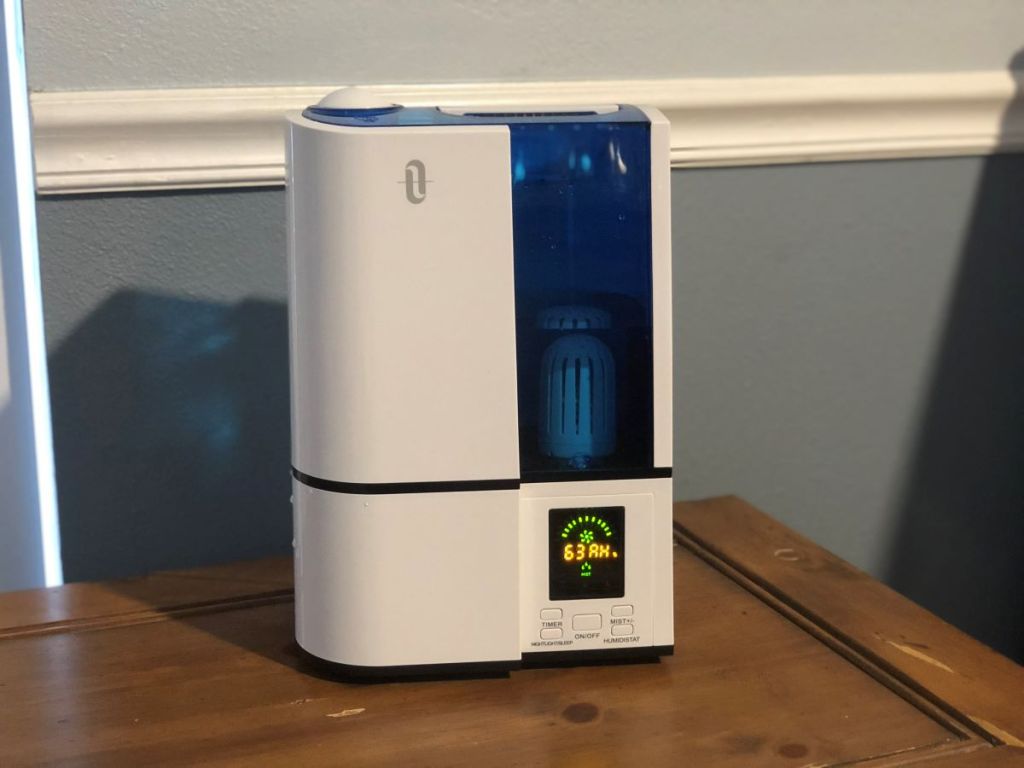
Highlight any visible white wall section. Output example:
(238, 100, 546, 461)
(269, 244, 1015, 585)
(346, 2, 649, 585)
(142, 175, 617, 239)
(30, 71, 1024, 195)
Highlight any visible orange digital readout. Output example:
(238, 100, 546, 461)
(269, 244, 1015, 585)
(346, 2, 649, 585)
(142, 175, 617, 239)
(563, 542, 619, 561)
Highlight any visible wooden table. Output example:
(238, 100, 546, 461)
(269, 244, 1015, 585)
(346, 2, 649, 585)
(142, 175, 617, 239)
(2, 497, 1022, 767)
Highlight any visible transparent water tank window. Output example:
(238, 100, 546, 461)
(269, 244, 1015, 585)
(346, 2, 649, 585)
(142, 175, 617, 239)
(511, 120, 654, 476)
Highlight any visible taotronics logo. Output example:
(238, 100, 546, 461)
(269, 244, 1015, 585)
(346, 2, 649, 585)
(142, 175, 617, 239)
(401, 159, 431, 204)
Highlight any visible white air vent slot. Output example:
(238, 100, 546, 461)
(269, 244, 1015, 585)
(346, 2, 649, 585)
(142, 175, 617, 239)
(439, 105, 619, 117)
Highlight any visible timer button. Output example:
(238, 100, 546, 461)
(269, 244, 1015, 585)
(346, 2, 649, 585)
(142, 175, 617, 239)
(540, 628, 563, 640)
(612, 624, 634, 636)
(572, 613, 602, 631)
(540, 608, 562, 620)
(611, 604, 633, 617)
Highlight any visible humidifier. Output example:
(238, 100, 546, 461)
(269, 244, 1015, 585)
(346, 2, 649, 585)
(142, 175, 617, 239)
(287, 87, 673, 677)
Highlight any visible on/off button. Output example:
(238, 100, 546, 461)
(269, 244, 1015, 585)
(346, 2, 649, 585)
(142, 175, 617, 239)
(572, 614, 602, 631)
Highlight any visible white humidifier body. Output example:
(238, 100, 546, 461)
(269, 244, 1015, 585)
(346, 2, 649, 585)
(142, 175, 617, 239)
(287, 88, 673, 678)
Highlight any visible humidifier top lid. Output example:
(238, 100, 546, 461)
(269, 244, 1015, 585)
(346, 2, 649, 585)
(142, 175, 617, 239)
(315, 86, 400, 113)
(303, 87, 648, 128)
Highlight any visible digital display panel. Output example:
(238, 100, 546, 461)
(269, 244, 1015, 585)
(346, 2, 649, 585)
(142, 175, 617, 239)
(549, 506, 625, 600)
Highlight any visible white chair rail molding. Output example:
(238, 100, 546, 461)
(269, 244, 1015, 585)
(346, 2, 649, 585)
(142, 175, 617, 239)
(29, 70, 1024, 195)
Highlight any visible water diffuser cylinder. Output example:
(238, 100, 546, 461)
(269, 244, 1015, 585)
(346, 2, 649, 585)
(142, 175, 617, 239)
(538, 306, 616, 465)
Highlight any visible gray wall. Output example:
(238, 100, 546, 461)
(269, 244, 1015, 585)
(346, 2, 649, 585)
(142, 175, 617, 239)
(24, 0, 1024, 90)
(38, 191, 288, 580)
(36, 156, 1024, 661)
(674, 160, 975, 575)
(673, 159, 1024, 664)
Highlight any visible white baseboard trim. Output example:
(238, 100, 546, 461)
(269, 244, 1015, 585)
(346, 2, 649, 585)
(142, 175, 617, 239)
(31, 72, 1024, 195)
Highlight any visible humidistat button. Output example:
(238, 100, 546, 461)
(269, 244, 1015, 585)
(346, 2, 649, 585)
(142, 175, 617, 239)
(611, 624, 634, 636)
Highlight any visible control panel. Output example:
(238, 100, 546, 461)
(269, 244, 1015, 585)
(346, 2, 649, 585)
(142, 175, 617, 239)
(519, 489, 654, 653)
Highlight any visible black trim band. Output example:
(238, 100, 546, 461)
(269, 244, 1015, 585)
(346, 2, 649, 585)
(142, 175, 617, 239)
(292, 469, 520, 495)
(522, 644, 674, 666)
(521, 467, 672, 484)
(292, 467, 672, 495)
(296, 644, 672, 682)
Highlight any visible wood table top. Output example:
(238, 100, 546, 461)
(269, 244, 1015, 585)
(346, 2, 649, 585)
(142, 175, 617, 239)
(1, 496, 1021, 767)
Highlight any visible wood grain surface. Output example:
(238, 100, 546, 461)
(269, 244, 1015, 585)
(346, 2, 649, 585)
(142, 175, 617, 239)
(675, 497, 1024, 751)
(0, 498, 1020, 767)
(0, 557, 292, 639)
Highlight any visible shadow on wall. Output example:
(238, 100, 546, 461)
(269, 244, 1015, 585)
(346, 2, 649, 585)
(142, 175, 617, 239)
(50, 290, 291, 582)
(884, 54, 1024, 663)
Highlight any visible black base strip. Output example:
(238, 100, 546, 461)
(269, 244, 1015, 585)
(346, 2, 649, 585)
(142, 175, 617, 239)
(292, 468, 520, 495)
(522, 644, 674, 667)
(296, 644, 673, 682)
(296, 645, 520, 684)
